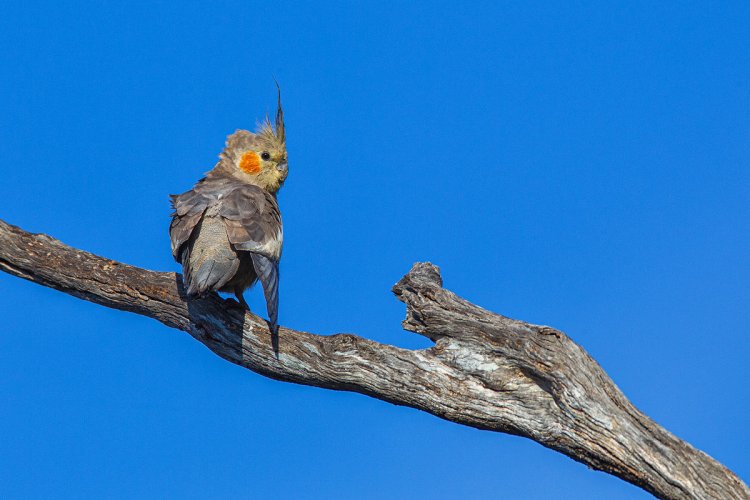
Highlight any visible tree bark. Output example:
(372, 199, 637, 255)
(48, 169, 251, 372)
(0, 218, 746, 499)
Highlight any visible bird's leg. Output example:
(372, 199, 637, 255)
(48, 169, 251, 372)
(235, 288, 251, 311)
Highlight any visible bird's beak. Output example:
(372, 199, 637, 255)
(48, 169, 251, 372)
(277, 161, 288, 173)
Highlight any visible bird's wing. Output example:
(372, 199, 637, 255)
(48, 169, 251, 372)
(218, 185, 283, 329)
(169, 184, 211, 260)
(218, 186, 283, 261)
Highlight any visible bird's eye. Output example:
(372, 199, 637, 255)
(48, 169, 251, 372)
(261, 151, 271, 161)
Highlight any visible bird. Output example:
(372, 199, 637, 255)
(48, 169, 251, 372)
(169, 89, 287, 333)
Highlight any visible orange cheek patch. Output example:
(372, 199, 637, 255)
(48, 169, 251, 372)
(239, 151, 261, 174)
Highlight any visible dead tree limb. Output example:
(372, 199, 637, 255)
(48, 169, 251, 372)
(0, 218, 746, 499)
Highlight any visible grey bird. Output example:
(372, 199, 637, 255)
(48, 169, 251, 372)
(169, 92, 287, 331)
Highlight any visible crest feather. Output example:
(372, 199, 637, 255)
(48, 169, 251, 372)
(274, 81, 285, 144)
(256, 82, 285, 145)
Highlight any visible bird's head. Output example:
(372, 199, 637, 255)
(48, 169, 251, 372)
(216, 87, 288, 193)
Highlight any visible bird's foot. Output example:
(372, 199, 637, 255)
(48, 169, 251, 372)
(234, 291, 251, 311)
(223, 296, 248, 311)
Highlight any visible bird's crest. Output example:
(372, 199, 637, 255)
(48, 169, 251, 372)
(214, 85, 288, 193)
(257, 82, 285, 146)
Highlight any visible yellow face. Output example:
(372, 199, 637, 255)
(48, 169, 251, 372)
(237, 140, 288, 193)
(219, 93, 287, 193)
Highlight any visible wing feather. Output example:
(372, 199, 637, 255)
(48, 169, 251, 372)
(169, 186, 211, 260)
(218, 185, 282, 328)
(219, 186, 283, 260)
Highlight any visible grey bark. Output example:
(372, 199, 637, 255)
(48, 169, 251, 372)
(0, 218, 746, 499)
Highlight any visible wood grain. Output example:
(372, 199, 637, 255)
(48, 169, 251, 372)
(0, 219, 746, 499)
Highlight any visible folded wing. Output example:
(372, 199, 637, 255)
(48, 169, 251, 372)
(169, 184, 211, 260)
(219, 186, 283, 261)
(219, 185, 282, 330)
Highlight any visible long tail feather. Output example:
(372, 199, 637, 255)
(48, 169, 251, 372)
(250, 253, 279, 332)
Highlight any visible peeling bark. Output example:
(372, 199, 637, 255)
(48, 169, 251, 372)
(0, 219, 746, 499)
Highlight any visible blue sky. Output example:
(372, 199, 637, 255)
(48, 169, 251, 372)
(1, 1, 748, 498)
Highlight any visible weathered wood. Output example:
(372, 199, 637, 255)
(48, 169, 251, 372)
(0, 218, 746, 499)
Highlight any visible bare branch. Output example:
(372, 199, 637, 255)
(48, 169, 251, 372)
(0, 219, 746, 499)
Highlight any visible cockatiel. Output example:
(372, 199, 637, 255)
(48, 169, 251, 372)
(169, 91, 287, 331)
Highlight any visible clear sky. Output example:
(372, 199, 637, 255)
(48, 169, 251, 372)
(1, 2, 748, 498)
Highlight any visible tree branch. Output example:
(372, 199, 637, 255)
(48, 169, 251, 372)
(0, 218, 746, 499)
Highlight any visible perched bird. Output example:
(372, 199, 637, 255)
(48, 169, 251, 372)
(169, 90, 287, 331)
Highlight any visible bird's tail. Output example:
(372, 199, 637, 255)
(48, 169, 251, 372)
(250, 253, 279, 332)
